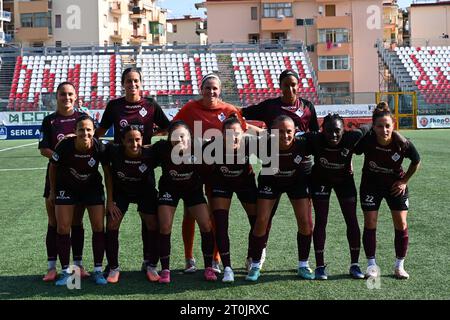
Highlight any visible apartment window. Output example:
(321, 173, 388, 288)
(318, 29, 349, 43)
(248, 33, 259, 44)
(20, 12, 51, 28)
(173, 24, 177, 33)
(319, 56, 350, 71)
(20, 13, 33, 28)
(251, 7, 257, 20)
(55, 41, 62, 47)
(297, 18, 314, 26)
(55, 14, 61, 28)
(262, 3, 292, 18)
(325, 4, 336, 17)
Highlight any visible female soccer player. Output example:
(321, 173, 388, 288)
(302, 113, 369, 280)
(240, 69, 319, 270)
(96, 68, 170, 273)
(39, 82, 89, 282)
(246, 115, 314, 281)
(154, 121, 216, 283)
(102, 125, 159, 283)
(204, 115, 258, 283)
(49, 115, 108, 286)
(355, 102, 420, 279)
(173, 73, 253, 274)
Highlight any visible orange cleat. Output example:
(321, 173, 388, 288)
(146, 267, 161, 282)
(78, 266, 91, 278)
(43, 268, 58, 282)
(106, 269, 120, 284)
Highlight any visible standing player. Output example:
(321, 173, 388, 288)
(49, 115, 108, 285)
(172, 73, 252, 274)
(95, 68, 170, 273)
(354, 102, 421, 279)
(102, 125, 159, 283)
(301, 114, 369, 280)
(246, 115, 314, 281)
(153, 121, 216, 283)
(39, 82, 89, 282)
(240, 69, 319, 270)
(204, 115, 258, 283)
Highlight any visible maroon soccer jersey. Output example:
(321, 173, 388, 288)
(50, 136, 106, 189)
(355, 131, 420, 186)
(203, 136, 256, 189)
(260, 138, 311, 188)
(242, 97, 319, 133)
(305, 127, 368, 184)
(38, 110, 85, 151)
(151, 140, 203, 191)
(99, 97, 170, 144)
(103, 144, 156, 196)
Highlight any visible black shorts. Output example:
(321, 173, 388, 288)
(311, 175, 357, 201)
(157, 186, 207, 208)
(257, 175, 310, 200)
(113, 188, 158, 215)
(55, 184, 105, 206)
(360, 183, 409, 212)
(211, 182, 258, 204)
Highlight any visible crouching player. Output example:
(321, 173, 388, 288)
(102, 125, 160, 283)
(355, 102, 420, 279)
(49, 115, 108, 286)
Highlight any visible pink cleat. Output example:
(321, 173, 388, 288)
(159, 269, 170, 284)
(204, 267, 218, 281)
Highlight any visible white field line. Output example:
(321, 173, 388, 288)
(0, 167, 46, 172)
(0, 142, 38, 153)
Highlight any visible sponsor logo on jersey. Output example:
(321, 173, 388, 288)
(139, 107, 148, 118)
(319, 157, 345, 170)
(88, 158, 96, 167)
(368, 161, 394, 174)
(120, 119, 129, 128)
(69, 168, 90, 181)
(391, 152, 400, 162)
(219, 166, 243, 177)
(139, 164, 148, 173)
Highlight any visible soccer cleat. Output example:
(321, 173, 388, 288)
(394, 267, 410, 280)
(314, 266, 328, 280)
(146, 266, 161, 282)
(43, 268, 57, 282)
(222, 267, 234, 283)
(245, 266, 261, 282)
(159, 269, 170, 284)
(78, 265, 91, 279)
(55, 271, 71, 286)
(349, 265, 365, 279)
(260, 248, 267, 270)
(106, 269, 120, 284)
(211, 260, 222, 274)
(184, 258, 197, 274)
(245, 257, 252, 272)
(298, 267, 315, 280)
(365, 265, 380, 279)
(204, 267, 218, 281)
(92, 271, 108, 285)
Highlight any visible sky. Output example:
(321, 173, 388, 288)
(158, 0, 414, 19)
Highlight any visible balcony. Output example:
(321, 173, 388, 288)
(130, 7, 147, 19)
(110, 28, 131, 42)
(0, 10, 12, 22)
(110, 2, 122, 16)
(18, 0, 49, 13)
(130, 33, 152, 44)
(261, 17, 295, 31)
(317, 42, 352, 56)
(16, 27, 52, 41)
(316, 15, 351, 29)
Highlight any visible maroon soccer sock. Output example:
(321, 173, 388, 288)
(297, 232, 312, 262)
(106, 229, 119, 269)
(394, 228, 409, 259)
(200, 231, 215, 268)
(147, 229, 159, 267)
(312, 200, 329, 267)
(71, 225, 84, 262)
(213, 209, 231, 267)
(363, 228, 377, 259)
(249, 234, 266, 262)
(141, 221, 149, 262)
(339, 198, 361, 264)
(46, 225, 57, 263)
(246, 215, 257, 258)
(92, 232, 105, 268)
(56, 233, 71, 270)
(159, 233, 171, 270)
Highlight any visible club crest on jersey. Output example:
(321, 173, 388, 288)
(391, 153, 400, 162)
(57, 134, 65, 141)
(117, 171, 125, 178)
(52, 152, 59, 161)
(120, 119, 129, 128)
(139, 164, 148, 173)
(88, 158, 96, 167)
(294, 155, 302, 164)
(341, 148, 350, 157)
(139, 107, 147, 118)
(218, 112, 226, 122)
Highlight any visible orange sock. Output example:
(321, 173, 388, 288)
(182, 212, 196, 260)
(210, 214, 221, 263)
